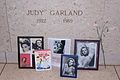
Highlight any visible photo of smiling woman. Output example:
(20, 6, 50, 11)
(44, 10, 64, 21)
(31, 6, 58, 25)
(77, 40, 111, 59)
(32, 38, 43, 50)
(78, 44, 95, 68)
(53, 40, 65, 54)
(48, 38, 71, 67)
(18, 36, 44, 68)
(60, 55, 78, 78)
(74, 40, 100, 70)
(19, 38, 31, 53)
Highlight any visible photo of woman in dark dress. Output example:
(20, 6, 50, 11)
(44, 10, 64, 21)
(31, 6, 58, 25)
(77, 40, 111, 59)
(53, 40, 65, 54)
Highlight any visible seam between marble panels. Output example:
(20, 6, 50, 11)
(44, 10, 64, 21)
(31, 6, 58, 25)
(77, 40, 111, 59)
(0, 52, 7, 76)
(4, 0, 12, 52)
(0, 63, 7, 76)
(114, 66, 120, 80)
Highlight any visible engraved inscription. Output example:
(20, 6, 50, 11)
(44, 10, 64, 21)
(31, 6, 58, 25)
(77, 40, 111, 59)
(27, 10, 46, 15)
(63, 18, 73, 23)
(37, 19, 46, 23)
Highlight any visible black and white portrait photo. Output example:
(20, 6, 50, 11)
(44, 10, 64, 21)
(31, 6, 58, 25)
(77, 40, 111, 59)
(60, 55, 78, 78)
(53, 40, 65, 54)
(74, 40, 100, 70)
(48, 38, 71, 67)
(32, 38, 44, 50)
(18, 36, 44, 69)
(19, 38, 31, 53)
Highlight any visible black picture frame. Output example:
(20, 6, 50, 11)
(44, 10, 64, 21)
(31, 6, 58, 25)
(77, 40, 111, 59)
(74, 40, 100, 70)
(17, 36, 44, 69)
(60, 54, 78, 78)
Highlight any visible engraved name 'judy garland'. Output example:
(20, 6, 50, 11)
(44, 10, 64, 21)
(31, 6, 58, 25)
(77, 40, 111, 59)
(26, 10, 83, 16)
(26, 9, 83, 24)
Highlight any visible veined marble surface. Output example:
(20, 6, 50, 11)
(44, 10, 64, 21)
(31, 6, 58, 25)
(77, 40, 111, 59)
(0, 0, 120, 65)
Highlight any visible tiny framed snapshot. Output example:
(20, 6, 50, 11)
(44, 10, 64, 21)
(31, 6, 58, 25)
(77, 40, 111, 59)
(17, 36, 44, 69)
(74, 40, 100, 70)
(60, 54, 78, 78)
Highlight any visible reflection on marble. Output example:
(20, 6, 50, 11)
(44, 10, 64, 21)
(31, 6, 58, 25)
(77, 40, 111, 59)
(0, 65, 119, 80)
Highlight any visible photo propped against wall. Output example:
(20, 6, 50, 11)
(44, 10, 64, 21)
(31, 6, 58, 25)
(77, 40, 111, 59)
(48, 38, 71, 67)
(74, 40, 100, 70)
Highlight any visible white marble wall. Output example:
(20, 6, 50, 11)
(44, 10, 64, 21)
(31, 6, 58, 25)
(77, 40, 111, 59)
(103, 0, 120, 65)
(0, 0, 11, 52)
(0, 0, 120, 65)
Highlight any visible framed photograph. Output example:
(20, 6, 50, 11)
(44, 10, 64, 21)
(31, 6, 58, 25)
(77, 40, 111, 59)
(34, 50, 51, 71)
(74, 40, 100, 70)
(48, 38, 71, 67)
(17, 36, 44, 69)
(60, 54, 78, 78)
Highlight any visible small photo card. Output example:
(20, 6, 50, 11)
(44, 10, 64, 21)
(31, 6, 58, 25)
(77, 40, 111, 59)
(34, 50, 52, 71)
(60, 54, 78, 78)
(48, 38, 71, 67)
(20, 54, 31, 67)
